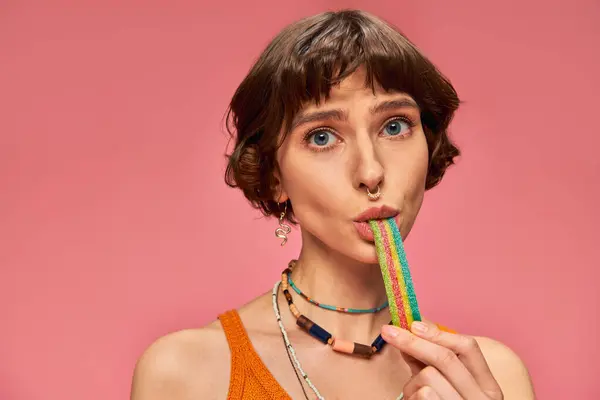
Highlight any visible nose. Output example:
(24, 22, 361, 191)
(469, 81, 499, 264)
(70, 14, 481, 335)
(353, 137, 384, 196)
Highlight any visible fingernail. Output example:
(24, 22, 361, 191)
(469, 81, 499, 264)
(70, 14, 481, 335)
(382, 325, 400, 338)
(411, 321, 428, 335)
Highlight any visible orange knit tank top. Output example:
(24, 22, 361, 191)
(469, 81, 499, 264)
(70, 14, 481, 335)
(218, 309, 456, 400)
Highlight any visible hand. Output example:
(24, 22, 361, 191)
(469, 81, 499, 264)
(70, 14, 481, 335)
(381, 320, 504, 400)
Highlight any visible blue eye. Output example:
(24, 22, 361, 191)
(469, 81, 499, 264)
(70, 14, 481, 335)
(308, 130, 335, 146)
(383, 119, 409, 136)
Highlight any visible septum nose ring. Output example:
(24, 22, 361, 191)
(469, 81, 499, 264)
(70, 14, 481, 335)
(366, 185, 381, 201)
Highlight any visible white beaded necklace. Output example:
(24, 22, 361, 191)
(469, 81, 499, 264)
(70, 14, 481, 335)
(271, 280, 404, 400)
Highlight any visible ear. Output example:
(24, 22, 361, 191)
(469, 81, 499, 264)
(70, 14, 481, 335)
(272, 169, 289, 204)
(273, 182, 289, 204)
(275, 190, 289, 204)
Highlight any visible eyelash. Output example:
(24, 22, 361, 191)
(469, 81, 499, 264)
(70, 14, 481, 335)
(302, 115, 417, 152)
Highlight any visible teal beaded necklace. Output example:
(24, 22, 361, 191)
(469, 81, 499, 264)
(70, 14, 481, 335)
(286, 270, 389, 314)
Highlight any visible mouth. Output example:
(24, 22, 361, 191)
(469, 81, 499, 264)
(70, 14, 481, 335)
(353, 205, 400, 242)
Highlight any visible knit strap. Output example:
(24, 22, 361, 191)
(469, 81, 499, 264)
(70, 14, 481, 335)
(219, 310, 250, 354)
(218, 310, 291, 399)
(218, 310, 247, 399)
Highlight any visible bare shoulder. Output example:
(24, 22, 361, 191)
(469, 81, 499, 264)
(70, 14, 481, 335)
(473, 336, 536, 399)
(130, 319, 230, 400)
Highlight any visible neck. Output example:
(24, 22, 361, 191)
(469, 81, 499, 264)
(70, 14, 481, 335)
(284, 229, 391, 343)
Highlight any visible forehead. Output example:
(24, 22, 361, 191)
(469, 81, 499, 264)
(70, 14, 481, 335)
(288, 76, 419, 132)
(297, 75, 419, 116)
(332, 67, 371, 93)
(302, 68, 417, 112)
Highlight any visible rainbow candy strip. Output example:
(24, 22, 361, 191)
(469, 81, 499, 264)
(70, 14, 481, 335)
(369, 217, 422, 330)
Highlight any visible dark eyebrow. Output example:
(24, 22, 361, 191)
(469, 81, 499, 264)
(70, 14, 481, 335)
(290, 109, 348, 131)
(370, 98, 420, 114)
(290, 98, 419, 131)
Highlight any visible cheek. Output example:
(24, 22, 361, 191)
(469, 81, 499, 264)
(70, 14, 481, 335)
(402, 172, 426, 228)
(411, 150, 429, 195)
(278, 156, 345, 219)
(395, 134, 428, 193)
(399, 138, 429, 234)
(411, 132, 430, 185)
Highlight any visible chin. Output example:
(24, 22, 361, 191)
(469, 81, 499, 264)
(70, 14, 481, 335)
(348, 241, 380, 265)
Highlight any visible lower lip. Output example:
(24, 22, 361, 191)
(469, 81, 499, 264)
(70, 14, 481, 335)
(353, 215, 400, 242)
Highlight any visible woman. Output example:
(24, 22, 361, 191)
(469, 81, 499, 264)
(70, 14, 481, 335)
(131, 10, 535, 400)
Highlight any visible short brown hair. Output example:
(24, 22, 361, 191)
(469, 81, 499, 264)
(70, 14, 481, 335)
(224, 10, 461, 222)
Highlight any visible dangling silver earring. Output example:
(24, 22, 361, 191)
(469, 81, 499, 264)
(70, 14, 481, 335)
(275, 202, 292, 246)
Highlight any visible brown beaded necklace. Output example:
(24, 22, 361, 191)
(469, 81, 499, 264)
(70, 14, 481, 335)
(281, 260, 391, 359)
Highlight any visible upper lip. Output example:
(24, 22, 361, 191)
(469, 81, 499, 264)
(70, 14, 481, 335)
(353, 205, 399, 222)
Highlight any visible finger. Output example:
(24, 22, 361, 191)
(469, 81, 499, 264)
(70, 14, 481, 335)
(382, 325, 483, 399)
(411, 320, 502, 396)
(406, 386, 441, 400)
(403, 366, 462, 400)
(403, 353, 427, 377)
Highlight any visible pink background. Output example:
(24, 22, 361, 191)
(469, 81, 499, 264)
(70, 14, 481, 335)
(1, 1, 599, 399)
